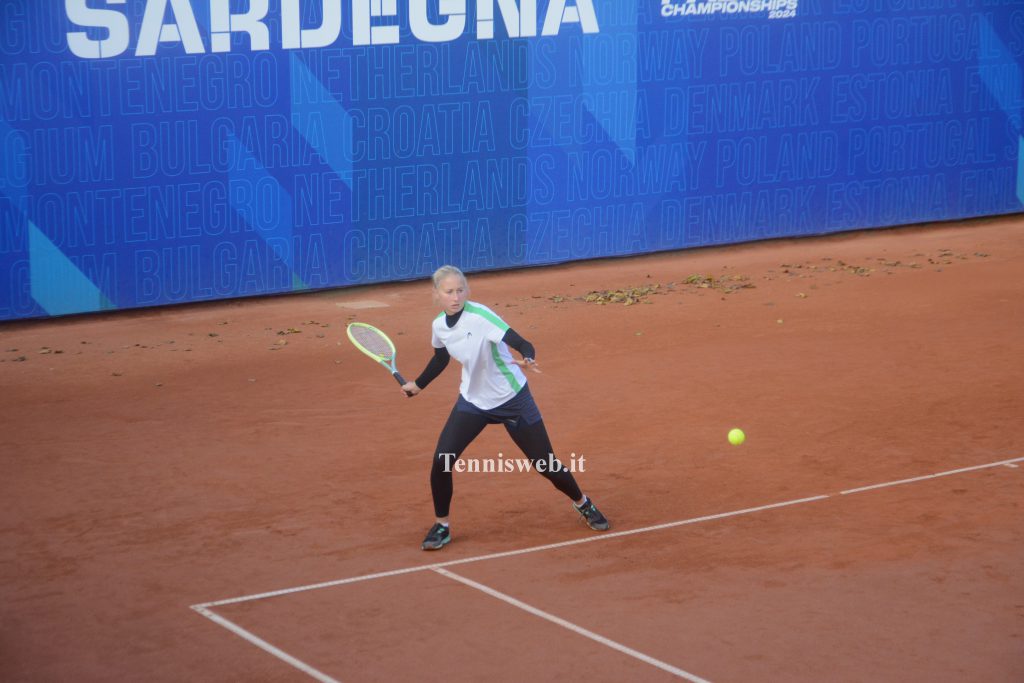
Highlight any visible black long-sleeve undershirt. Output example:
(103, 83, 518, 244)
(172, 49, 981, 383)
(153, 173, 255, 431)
(415, 346, 451, 389)
(501, 327, 535, 362)
(414, 310, 535, 389)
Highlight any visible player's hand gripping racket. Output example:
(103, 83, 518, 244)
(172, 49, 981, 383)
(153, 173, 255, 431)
(346, 322, 413, 395)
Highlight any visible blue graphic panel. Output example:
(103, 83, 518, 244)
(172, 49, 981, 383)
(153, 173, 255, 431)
(978, 15, 1022, 133)
(290, 53, 354, 186)
(226, 132, 304, 292)
(1, 1, 1023, 320)
(29, 222, 114, 316)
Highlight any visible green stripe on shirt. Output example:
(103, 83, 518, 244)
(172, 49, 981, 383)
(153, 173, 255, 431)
(489, 342, 523, 393)
(466, 303, 519, 391)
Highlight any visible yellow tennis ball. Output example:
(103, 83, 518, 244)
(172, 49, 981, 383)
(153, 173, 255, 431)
(728, 428, 746, 446)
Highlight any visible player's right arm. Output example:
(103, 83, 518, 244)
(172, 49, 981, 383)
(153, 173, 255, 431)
(404, 346, 450, 395)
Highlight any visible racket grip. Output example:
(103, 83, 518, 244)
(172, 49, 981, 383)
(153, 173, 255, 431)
(393, 371, 413, 396)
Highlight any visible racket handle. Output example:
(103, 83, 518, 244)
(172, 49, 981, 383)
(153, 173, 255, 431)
(393, 371, 413, 397)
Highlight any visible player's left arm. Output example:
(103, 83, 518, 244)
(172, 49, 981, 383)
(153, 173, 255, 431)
(502, 328, 540, 372)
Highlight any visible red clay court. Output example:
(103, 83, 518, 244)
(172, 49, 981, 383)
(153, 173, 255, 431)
(2, 215, 1023, 682)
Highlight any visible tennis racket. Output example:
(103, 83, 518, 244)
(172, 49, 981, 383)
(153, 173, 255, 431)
(346, 322, 412, 394)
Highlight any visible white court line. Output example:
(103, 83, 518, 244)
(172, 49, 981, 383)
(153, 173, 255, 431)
(197, 454, 1024, 609)
(191, 605, 341, 683)
(839, 456, 1024, 495)
(434, 567, 712, 683)
(191, 455, 1021, 682)
(194, 495, 829, 609)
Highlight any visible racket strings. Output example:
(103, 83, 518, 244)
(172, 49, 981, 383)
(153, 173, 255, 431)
(350, 327, 394, 360)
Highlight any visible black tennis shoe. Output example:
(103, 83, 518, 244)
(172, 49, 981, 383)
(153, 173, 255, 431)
(575, 499, 610, 531)
(421, 523, 451, 550)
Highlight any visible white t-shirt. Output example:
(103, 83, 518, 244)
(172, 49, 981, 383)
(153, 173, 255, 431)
(431, 301, 528, 410)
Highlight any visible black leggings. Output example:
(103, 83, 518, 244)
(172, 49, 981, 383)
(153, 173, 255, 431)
(430, 405, 583, 518)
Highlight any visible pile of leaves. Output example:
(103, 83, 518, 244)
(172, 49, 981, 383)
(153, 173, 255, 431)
(573, 274, 756, 306)
(780, 261, 874, 277)
(676, 274, 756, 293)
(581, 284, 661, 306)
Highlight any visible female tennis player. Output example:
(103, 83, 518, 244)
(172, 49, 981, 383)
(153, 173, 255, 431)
(401, 265, 610, 550)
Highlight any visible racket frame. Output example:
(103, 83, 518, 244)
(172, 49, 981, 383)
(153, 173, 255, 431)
(346, 322, 410, 389)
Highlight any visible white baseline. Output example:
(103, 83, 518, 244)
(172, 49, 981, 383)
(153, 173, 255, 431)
(191, 455, 1023, 682)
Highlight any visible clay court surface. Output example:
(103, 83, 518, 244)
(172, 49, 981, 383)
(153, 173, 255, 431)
(2, 216, 1023, 682)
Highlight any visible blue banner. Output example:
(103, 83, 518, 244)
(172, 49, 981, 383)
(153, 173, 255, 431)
(1, 1, 1022, 320)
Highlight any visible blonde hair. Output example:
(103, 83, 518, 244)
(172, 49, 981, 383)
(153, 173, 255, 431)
(432, 265, 467, 289)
